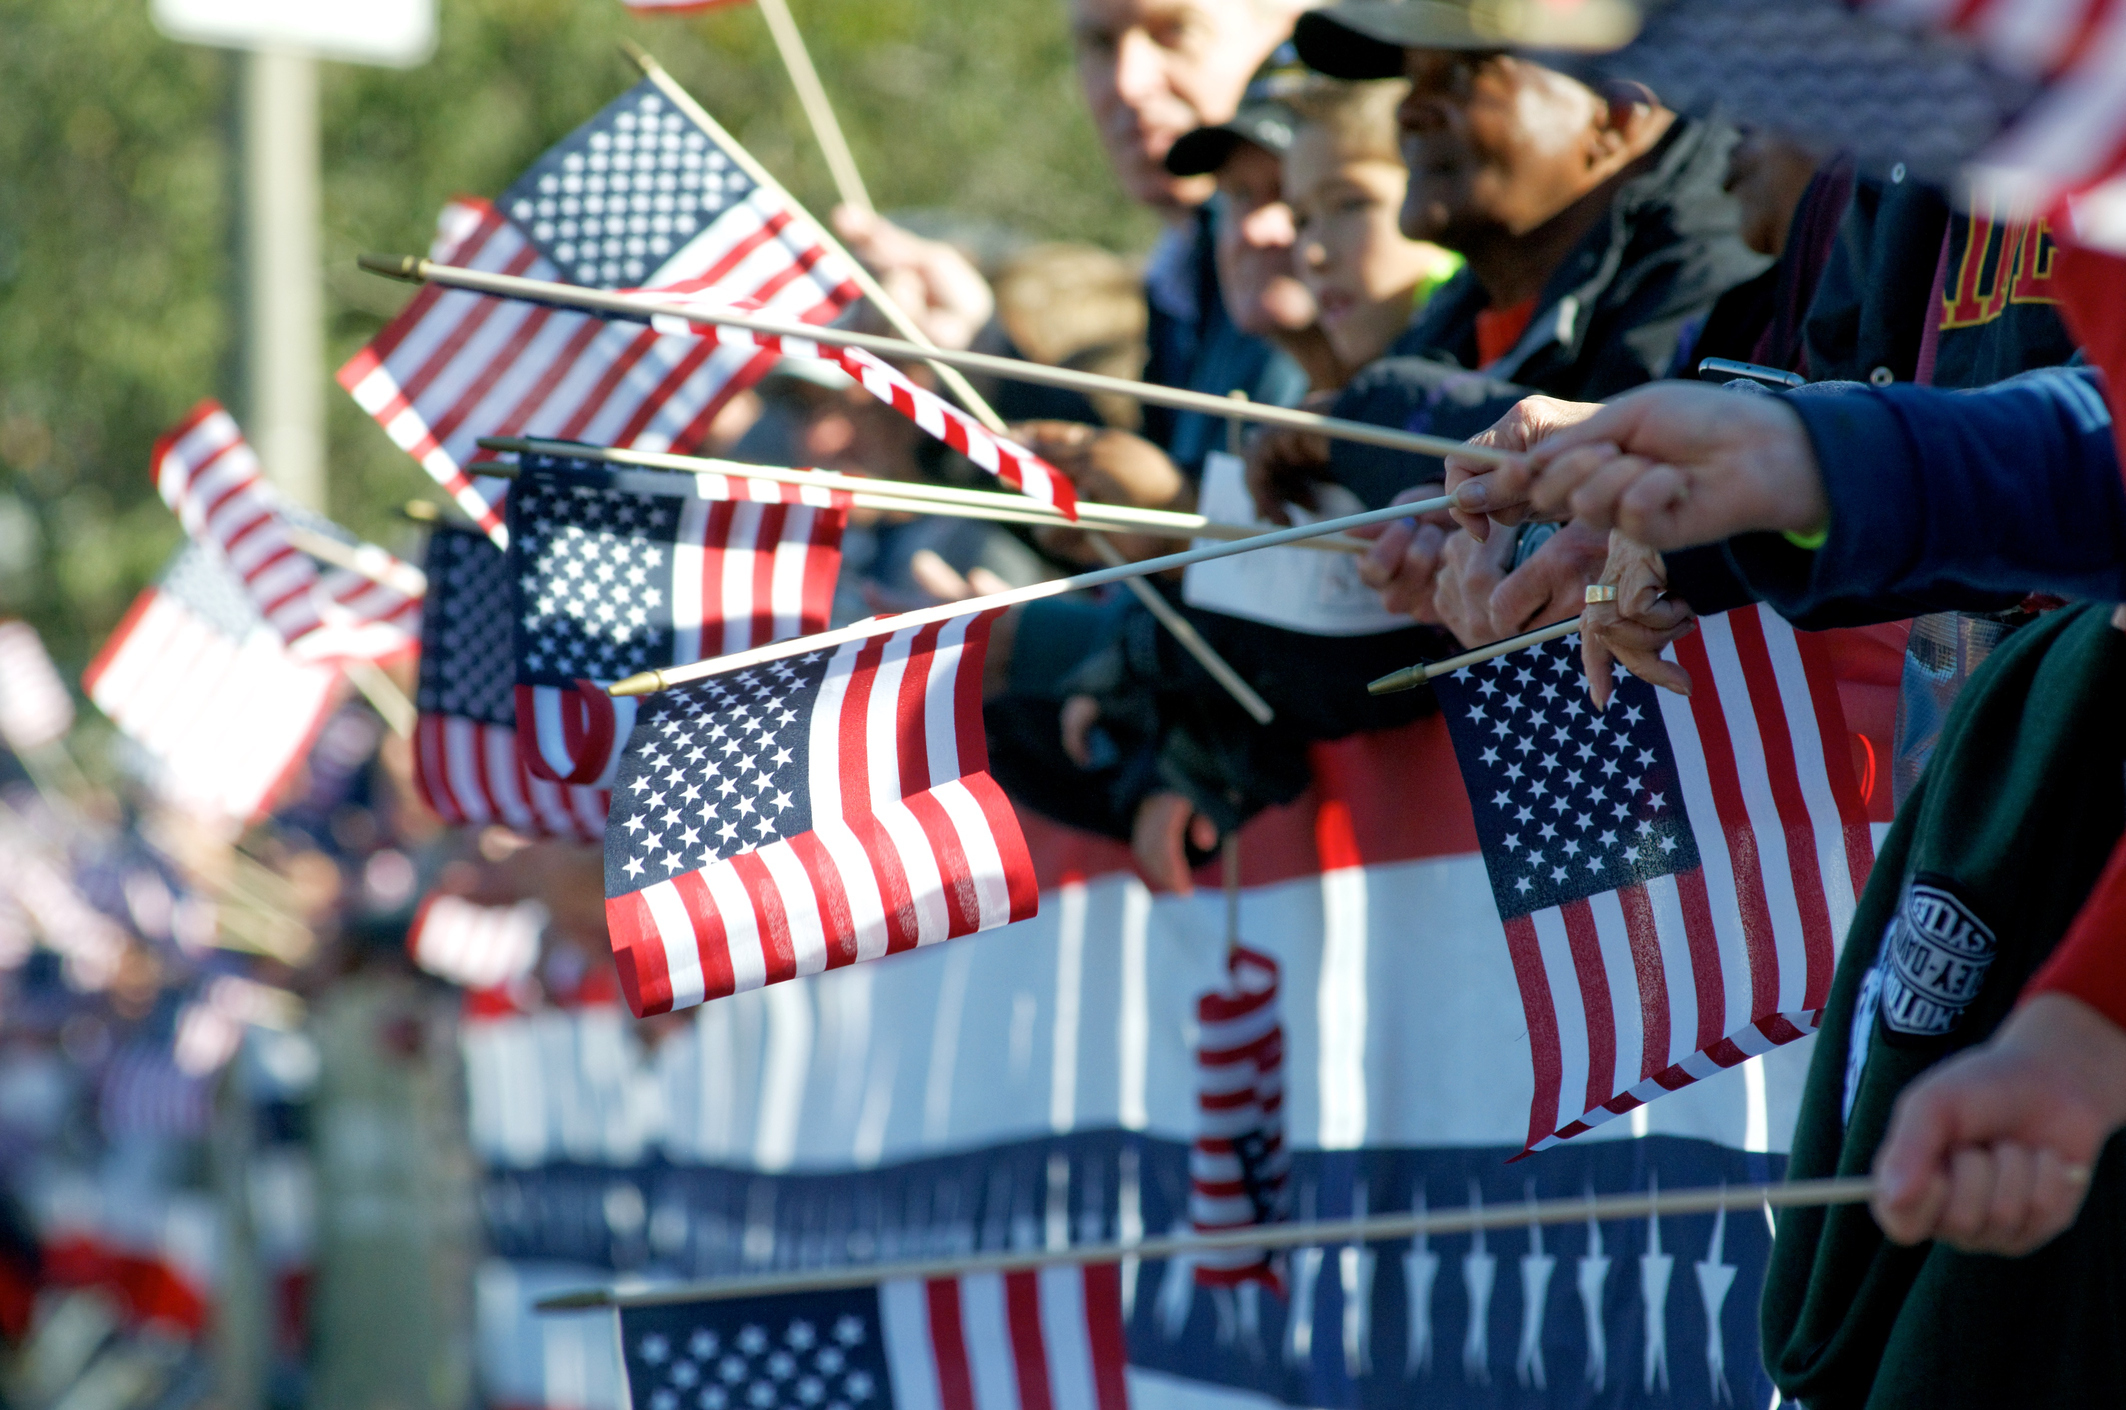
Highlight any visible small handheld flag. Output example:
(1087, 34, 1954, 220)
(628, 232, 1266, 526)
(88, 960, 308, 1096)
(413, 524, 609, 842)
(508, 455, 847, 788)
(603, 613, 1035, 1016)
(1430, 605, 1873, 1153)
(155, 401, 421, 663)
(338, 80, 862, 545)
(85, 546, 344, 824)
(617, 1265, 1130, 1410)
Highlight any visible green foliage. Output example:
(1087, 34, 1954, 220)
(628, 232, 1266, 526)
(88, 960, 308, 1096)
(0, 0, 1151, 671)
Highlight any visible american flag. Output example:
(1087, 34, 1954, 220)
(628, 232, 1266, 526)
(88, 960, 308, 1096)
(337, 79, 862, 545)
(84, 545, 345, 824)
(1190, 945, 1288, 1288)
(509, 455, 846, 788)
(1430, 605, 1873, 1153)
(413, 523, 609, 842)
(155, 401, 421, 663)
(647, 303, 1079, 517)
(603, 613, 1036, 1016)
(407, 893, 547, 989)
(618, 1267, 1130, 1410)
(0, 619, 75, 751)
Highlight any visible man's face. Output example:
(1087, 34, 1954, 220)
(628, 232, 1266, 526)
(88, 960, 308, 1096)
(1396, 51, 1607, 249)
(1213, 141, 1317, 337)
(1069, 0, 1292, 213)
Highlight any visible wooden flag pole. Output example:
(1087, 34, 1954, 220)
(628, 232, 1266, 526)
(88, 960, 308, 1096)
(533, 1174, 1875, 1310)
(468, 459, 1173, 534)
(472, 437, 1364, 552)
(751, 0, 874, 217)
(611, 51, 1277, 722)
(358, 254, 1514, 468)
(608, 495, 1453, 696)
(1368, 615, 1584, 695)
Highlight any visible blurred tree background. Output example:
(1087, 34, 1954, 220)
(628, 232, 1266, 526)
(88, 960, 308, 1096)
(0, 0, 1155, 671)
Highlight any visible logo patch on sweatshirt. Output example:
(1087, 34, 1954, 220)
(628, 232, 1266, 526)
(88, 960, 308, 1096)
(1877, 875, 1996, 1038)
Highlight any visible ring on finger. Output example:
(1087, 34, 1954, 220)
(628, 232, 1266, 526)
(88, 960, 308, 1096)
(1584, 584, 1620, 604)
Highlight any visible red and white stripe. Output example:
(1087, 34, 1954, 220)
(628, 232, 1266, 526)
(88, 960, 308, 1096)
(623, 0, 751, 12)
(516, 474, 846, 787)
(338, 192, 859, 547)
(0, 821, 128, 990)
(154, 402, 327, 647)
(1191, 946, 1288, 1287)
(1506, 605, 1873, 1153)
(408, 893, 547, 989)
(1868, 0, 2126, 252)
(878, 1266, 1130, 1410)
(0, 619, 75, 750)
(154, 402, 424, 663)
(645, 295, 1080, 518)
(414, 714, 608, 842)
(607, 612, 1038, 1016)
(84, 581, 343, 824)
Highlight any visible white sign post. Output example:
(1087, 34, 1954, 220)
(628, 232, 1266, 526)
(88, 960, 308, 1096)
(150, 0, 435, 68)
(150, 0, 435, 509)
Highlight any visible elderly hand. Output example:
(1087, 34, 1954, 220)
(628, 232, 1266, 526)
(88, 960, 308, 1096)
(1353, 483, 1456, 620)
(1873, 993, 2126, 1256)
(1431, 518, 1610, 649)
(1442, 394, 1605, 539)
(1015, 421, 1191, 564)
(1580, 533, 1696, 709)
(1451, 383, 1830, 551)
(831, 206, 995, 351)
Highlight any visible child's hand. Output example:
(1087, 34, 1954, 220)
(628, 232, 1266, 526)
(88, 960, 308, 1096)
(1245, 429, 1332, 525)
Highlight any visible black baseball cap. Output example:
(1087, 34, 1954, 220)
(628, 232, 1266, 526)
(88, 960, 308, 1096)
(1163, 43, 1313, 178)
(1294, 0, 1642, 80)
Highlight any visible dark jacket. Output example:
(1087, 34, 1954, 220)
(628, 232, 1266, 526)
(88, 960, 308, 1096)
(1019, 117, 1776, 841)
(1804, 174, 2078, 391)
(1725, 367, 2126, 617)
(1316, 115, 1770, 499)
(1386, 115, 1770, 400)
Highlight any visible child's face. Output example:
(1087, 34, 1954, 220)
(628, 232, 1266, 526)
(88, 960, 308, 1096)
(1286, 128, 1443, 368)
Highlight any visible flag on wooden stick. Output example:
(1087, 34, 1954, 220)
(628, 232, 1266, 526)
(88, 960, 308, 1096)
(337, 79, 862, 545)
(155, 401, 421, 663)
(618, 1266, 1130, 1410)
(603, 612, 1035, 1016)
(413, 524, 609, 842)
(85, 546, 345, 824)
(645, 298, 1080, 516)
(1430, 605, 1873, 1153)
(508, 454, 847, 789)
